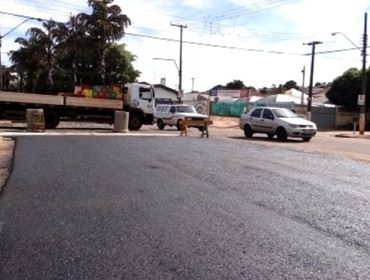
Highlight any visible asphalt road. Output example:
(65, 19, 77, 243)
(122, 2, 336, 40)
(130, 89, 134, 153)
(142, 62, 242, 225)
(0, 136, 370, 279)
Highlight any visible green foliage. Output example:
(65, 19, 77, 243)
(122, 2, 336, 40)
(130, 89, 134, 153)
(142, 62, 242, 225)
(226, 79, 246, 89)
(8, 0, 137, 94)
(283, 80, 298, 90)
(105, 44, 140, 84)
(260, 87, 268, 95)
(326, 68, 370, 109)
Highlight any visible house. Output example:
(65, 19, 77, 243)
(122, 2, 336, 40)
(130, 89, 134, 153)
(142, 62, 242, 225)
(153, 84, 179, 105)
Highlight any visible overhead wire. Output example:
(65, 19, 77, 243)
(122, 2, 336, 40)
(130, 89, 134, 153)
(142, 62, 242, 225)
(1, 9, 367, 58)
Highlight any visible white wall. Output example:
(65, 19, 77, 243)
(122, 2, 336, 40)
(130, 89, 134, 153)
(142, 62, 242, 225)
(155, 87, 178, 101)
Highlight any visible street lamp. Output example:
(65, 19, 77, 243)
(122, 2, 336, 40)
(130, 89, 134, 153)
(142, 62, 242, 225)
(0, 17, 42, 91)
(331, 32, 362, 50)
(331, 12, 368, 135)
(153, 57, 183, 100)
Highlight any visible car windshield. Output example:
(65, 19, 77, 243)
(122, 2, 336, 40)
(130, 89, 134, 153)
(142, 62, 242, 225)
(176, 106, 195, 113)
(272, 108, 297, 118)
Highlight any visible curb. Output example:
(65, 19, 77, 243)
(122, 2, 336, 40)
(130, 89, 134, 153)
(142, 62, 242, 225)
(334, 134, 370, 139)
(0, 137, 15, 193)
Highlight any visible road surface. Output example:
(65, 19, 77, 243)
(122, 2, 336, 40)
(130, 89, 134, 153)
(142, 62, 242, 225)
(0, 136, 369, 279)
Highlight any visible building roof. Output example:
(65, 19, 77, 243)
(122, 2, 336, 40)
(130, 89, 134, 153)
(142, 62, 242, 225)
(154, 84, 179, 95)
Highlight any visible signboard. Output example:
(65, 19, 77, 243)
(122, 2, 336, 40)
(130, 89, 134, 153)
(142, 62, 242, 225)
(358, 94, 366, 105)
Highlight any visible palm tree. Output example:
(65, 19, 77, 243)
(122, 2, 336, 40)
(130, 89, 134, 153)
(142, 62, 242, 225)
(10, 37, 44, 93)
(26, 20, 58, 93)
(53, 14, 90, 87)
(83, 0, 131, 84)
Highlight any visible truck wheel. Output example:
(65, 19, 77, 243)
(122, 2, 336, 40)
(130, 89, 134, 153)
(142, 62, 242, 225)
(157, 119, 165, 130)
(129, 113, 143, 131)
(44, 111, 60, 129)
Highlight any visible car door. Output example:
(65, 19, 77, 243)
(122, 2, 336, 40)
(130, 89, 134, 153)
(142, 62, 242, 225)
(260, 108, 276, 133)
(161, 106, 172, 125)
(248, 108, 263, 132)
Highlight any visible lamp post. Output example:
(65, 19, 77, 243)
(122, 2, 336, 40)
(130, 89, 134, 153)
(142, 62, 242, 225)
(0, 17, 42, 91)
(153, 57, 182, 100)
(332, 12, 368, 135)
(301, 66, 305, 105)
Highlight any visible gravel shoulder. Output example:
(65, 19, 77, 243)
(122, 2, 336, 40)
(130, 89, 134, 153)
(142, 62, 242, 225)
(0, 138, 15, 192)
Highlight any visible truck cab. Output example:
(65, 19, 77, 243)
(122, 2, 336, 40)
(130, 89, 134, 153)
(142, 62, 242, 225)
(123, 83, 155, 130)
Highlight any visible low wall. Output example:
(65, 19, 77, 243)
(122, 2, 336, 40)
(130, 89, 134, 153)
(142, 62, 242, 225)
(335, 109, 358, 128)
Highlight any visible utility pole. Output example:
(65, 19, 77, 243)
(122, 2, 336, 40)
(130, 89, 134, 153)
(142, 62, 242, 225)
(359, 12, 367, 135)
(301, 66, 305, 105)
(304, 41, 322, 120)
(0, 38, 3, 92)
(171, 22, 187, 102)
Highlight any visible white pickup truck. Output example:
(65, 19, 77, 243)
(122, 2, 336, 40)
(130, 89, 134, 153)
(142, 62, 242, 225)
(154, 104, 208, 130)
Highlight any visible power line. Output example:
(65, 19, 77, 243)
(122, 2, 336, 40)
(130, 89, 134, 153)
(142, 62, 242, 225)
(125, 32, 302, 56)
(1, 10, 368, 58)
(206, 0, 301, 20)
(0, 10, 63, 23)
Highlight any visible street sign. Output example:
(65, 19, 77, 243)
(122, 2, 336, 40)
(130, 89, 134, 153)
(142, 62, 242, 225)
(358, 94, 365, 105)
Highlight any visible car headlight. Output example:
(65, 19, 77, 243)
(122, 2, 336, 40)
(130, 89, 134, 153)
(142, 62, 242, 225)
(289, 124, 299, 128)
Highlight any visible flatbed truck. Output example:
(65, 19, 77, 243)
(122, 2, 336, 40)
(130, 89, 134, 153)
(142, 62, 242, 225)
(0, 83, 155, 130)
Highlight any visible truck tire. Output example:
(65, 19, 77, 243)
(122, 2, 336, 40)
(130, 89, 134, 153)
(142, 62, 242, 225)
(129, 113, 143, 131)
(44, 111, 60, 129)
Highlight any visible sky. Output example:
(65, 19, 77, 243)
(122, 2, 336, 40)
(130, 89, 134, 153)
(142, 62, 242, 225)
(0, 0, 369, 93)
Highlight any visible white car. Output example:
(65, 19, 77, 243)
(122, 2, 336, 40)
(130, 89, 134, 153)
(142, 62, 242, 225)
(239, 107, 317, 141)
(154, 104, 208, 130)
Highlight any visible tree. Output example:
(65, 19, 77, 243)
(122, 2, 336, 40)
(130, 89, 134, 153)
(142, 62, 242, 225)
(83, 0, 131, 84)
(105, 43, 140, 84)
(260, 87, 268, 95)
(8, 0, 139, 94)
(53, 14, 90, 88)
(0, 65, 16, 91)
(326, 68, 370, 109)
(26, 20, 59, 93)
(10, 36, 45, 93)
(226, 79, 246, 89)
(283, 80, 298, 90)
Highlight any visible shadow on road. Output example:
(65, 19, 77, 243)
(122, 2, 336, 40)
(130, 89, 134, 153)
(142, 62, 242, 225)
(228, 136, 307, 143)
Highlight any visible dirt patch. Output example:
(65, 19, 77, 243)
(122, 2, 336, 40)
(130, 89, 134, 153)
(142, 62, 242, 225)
(210, 116, 239, 128)
(0, 137, 15, 192)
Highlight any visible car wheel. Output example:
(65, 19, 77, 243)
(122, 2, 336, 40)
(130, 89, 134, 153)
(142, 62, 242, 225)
(157, 119, 165, 130)
(244, 124, 253, 138)
(267, 133, 274, 139)
(302, 137, 311, 142)
(276, 127, 287, 142)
